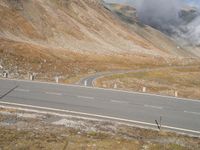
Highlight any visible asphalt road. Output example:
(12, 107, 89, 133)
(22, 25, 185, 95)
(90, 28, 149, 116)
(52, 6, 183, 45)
(79, 71, 126, 86)
(0, 78, 200, 136)
(78, 66, 195, 87)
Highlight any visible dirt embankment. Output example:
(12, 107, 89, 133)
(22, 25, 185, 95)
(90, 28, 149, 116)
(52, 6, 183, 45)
(0, 106, 199, 150)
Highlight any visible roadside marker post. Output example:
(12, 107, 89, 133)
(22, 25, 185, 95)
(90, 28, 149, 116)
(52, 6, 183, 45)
(55, 77, 59, 83)
(30, 74, 35, 81)
(84, 80, 87, 86)
(175, 91, 178, 97)
(142, 87, 146, 93)
(114, 83, 117, 89)
(159, 116, 162, 129)
(155, 116, 162, 130)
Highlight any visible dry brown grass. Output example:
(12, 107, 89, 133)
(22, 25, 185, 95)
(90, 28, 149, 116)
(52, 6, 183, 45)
(0, 107, 199, 150)
(0, 127, 142, 150)
(0, 37, 177, 83)
(96, 65, 200, 100)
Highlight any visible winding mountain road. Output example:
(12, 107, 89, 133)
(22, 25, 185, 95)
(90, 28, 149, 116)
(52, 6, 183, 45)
(78, 66, 194, 87)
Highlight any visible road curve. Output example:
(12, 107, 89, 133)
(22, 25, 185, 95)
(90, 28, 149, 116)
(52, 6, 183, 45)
(0, 78, 200, 136)
(78, 66, 194, 87)
(78, 70, 127, 86)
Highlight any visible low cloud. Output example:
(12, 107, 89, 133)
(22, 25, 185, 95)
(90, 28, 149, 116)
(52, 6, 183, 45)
(105, 0, 200, 46)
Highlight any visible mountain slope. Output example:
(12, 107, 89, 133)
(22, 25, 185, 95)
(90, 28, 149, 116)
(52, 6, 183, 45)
(0, 0, 191, 56)
(0, 0, 198, 81)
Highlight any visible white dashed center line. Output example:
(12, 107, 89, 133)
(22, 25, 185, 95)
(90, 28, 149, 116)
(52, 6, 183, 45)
(77, 96, 94, 100)
(110, 100, 128, 104)
(15, 89, 30, 92)
(45, 92, 62, 96)
(144, 104, 163, 110)
(184, 111, 200, 116)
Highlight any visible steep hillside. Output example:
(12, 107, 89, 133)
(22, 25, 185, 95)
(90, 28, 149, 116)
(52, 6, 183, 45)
(0, 0, 166, 55)
(1, 0, 195, 56)
(0, 0, 198, 81)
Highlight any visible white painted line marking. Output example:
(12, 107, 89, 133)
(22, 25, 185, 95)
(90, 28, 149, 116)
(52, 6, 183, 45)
(144, 105, 163, 110)
(77, 96, 94, 100)
(110, 100, 128, 104)
(184, 111, 200, 116)
(45, 92, 62, 96)
(14, 89, 30, 92)
(0, 101, 200, 135)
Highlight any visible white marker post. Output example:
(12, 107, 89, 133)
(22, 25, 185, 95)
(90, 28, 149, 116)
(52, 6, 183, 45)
(84, 80, 87, 86)
(55, 77, 59, 83)
(30, 75, 34, 81)
(142, 87, 146, 93)
(114, 83, 117, 89)
(175, 91, 178, 97)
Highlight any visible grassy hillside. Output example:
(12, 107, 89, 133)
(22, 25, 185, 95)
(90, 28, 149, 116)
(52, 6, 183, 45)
(0, 0, 198, 81)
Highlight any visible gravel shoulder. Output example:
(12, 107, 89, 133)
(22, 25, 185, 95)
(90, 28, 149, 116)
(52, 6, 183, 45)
(0, 106, 199, 150)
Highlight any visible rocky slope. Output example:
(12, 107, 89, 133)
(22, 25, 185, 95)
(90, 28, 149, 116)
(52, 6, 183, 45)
(1, 0, 195, 56)
(0, 0, 161, 55)
(0, 0, 198, 81)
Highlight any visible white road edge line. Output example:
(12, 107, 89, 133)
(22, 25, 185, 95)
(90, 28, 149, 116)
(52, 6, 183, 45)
(0, 101, 200, 135)
(144, 105, 163, 110)
(45, 92, 62, 96)
(77, 96, 94, 100)
(184, 111, 200, 116)
(14, 88, 30, 92)
(1, 78, 200, 103)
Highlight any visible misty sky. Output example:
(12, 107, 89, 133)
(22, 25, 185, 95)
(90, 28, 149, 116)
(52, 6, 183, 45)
(105, 0, 200, 45)
(105, 0, 200, 6)
(186, 0, 200, 5)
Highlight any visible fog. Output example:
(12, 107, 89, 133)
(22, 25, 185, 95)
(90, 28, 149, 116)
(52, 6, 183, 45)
(105, 0, 200, 46)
